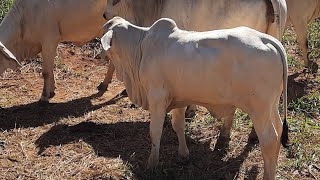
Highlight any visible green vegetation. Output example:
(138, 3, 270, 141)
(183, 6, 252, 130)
(0, 0, 13, 22)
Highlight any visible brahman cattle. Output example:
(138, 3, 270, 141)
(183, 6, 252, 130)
(0, 0, 107, 102)
(101, 17, 289, 180)
(99, 0, 287, 144)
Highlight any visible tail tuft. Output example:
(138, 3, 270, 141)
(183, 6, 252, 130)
(281, 118, 290, 148)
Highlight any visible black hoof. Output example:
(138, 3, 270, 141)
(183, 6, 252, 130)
(120, 89, 128, 97)
(93, 91, 105, 98)
(214, 136, 230, 151)
(97, 83, 108, 93)
(309, 61, 319, 74)
(177, 155, 190, 165)
(248, 128, 259, 143)
(38, 100, 50, 107)
(185, 110, 196, 119)
(49, 92, 56, 99)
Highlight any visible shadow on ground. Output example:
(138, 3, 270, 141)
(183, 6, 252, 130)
(287, 69, 319, 103)
(0, 92, 125, 131)
(288, 72, 307, 102)
(36, 120, 259, 179)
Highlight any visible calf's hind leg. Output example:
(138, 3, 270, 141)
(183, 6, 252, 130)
(207, 105, 236, 149)
(171, 107, 189, 158)
(251, 107, 282, 180)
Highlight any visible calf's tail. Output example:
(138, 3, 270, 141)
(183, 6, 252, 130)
(281, 117, 289, 148)
(268, 37, 289, 148)
(274, 39, 290, 148)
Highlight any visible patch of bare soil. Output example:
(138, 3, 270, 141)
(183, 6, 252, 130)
(0, 43, 319, 179)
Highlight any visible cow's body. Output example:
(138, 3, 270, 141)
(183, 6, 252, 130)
(98, 0, 287, 142)
(0, 0, 107, 101)
(286, 0, 320, 67)
(99, 0, 287, 93)
(101, 17, 289, 180)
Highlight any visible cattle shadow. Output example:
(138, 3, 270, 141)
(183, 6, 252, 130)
(0, 91, 126, 131)
(36, 120, 259, 179)
(287, 72, 307, 103)
(287, 69, 320, 103)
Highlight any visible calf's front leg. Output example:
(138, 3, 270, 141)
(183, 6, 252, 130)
(171, 107, 189, 158)
(147, 91, 167, 168)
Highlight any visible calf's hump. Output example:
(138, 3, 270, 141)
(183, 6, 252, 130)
(149, 18, 177, 32)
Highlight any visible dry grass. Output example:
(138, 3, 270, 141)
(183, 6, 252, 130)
(0, 16, 319, 180)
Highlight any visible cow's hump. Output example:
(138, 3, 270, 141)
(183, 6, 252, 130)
(149, 18, 177, 32)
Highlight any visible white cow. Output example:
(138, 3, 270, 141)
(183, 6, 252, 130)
(286, 0, 320, 67)
(0, 42, 21, 74)
(101, 17, 289, 180)
(0, 0, 107, 103)
(99, 0, 287, 143)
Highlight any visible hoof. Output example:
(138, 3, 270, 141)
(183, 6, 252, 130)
(97, 82, 108, 93)
(248, 128, 259, 143)
(185, 105, 197, 119)
(309, 61, 319, 74)
(120, 89, 128, 97)
(49, 92, 56, 99)
(147, 162, 158, 170)
(185, 110, 196, 119)
(177, 155, 190, 165)
(38, 100, 50, 107)
(215, 136, 230, 150)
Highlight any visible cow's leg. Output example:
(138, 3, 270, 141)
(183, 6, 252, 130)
(251, 106, 282, 180)
(291, 18, 309, 67)
(171, 107, 189, 158)
(97, 62, 115, 95)
(213, 105, 236, 149)
(219, 106, 236, 140)
(147, 90, 167, 168)
(40, 41, 58, 103)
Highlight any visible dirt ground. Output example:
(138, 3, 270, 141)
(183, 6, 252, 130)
(0, 38, 319, 179)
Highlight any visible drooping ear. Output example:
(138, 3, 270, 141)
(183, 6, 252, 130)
(101, 30, 113, 51)
(112, 0, 120, 6)
(0, 41, 19, 63)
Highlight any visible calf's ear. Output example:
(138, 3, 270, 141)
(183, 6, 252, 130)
(101, 30, 113, 51)
(0, 41, 20, 65)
